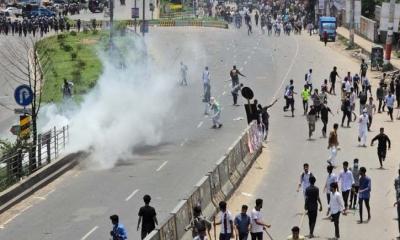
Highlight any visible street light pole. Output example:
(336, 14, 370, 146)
(110, 0, 114, 43)
(349, 0, 354, 47)
(385, 0, 396, 65)
(134, 0, 137, 33)
(142, 0, 145, 36)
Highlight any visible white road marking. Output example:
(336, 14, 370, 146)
(0, 205, 32, 229)
(247, 55, 251, 59)
(272, 37, 300, 99)
(241, 192, 253, 197)
(156, 161, 168, 171)
(222, 91, 226, 95)
(180, 138, 189, 147)
(197, 121, 204, 128)
(239, 67, 243, 71)
(233, 117, 244, 121)
(33, 196, 46, 200)
(244, 61, 247, 65)
(125, 189, 139, 201)
(81, 226, 98, 240)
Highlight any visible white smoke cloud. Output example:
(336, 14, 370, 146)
(39, 33, 177, 169)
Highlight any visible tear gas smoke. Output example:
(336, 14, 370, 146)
(39, 34, 177, 169)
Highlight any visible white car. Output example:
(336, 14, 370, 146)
(2, 7, 22, 16)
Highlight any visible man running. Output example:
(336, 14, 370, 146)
(304, 176, 322, 238)
(365, 97, 376, 131)
(329, 66, 340, 95)
(306, 69, 313, 92)
(320, 102, 333, 138)
(385, 91, 396, 121)
(230, 65, 246, 87)
(327, 123, 339, 167)
(307, 105, 317, 139)
(358, 167, 371, 223)
(371, 127, 391, 168)
(209, 97, 222, 129)
(301, 85, 311, 115)
(358, 109, 369, 147)
(250, 199, 271, 240)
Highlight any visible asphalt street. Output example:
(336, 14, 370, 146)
(0, 24, 392, 240)
(222, 31, 400, 239)
(0, 25, 301, 240)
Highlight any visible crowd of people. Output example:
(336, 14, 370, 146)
(0, 16, 82, 37)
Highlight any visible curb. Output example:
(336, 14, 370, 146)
(0, 151, 87, 215)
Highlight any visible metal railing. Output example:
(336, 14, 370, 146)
(0, 126, 69, 192)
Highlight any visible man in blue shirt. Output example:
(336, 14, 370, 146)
(234, 205, 251, 240)
(358, 167, 371, 223)
(110, 214, 128, 240)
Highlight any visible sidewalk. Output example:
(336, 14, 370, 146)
(336, 26, 400, 69)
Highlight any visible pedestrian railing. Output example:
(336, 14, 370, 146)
(144, 121, 263, 240)
(0, 126, 69, 192)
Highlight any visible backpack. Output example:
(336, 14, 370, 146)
(301, 172, 314, 183)
(193, 217, 210, 236)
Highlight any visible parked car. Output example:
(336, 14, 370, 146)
(1, 7, 23, 16)
(28, 8, 56, 17)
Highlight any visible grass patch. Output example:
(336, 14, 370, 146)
(37, 31, 108, 103)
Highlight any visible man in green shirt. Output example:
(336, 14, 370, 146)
(301, 85, 311, 115)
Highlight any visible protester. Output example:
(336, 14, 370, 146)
(137, 195, 158, 240)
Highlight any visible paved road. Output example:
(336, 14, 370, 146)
(68, 0, 157, 21)
(0, 25, 306, 240)
(221, 33, 400, 239)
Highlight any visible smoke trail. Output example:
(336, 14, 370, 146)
(40, 34, 177, 169)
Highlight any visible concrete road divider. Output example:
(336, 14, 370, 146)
(145, 121, 263, 240)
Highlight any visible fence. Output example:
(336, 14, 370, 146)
(0, 126, 69, 191)
(144, 121, 263, 240)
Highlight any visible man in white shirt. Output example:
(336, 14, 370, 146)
(297, 163, 313, 197)
(324, 165, 337, 215)
(385, 91, 396, 121)
(306, 69, 313, 92)
(338, 161, 354, 212)
(250, 199, 271, 240)
(329, 182, 345, 239)
(214, 201, 234, 240)
(358, 110, 369, 147)
(202, 66, 211, 103)
(344, 79, 352, 94)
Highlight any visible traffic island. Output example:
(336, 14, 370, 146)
(37, 31, 105, 103)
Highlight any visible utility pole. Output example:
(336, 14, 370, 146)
(110, 0, 114, 43)
(385, 0, 396, 64)
(349, 0, 355, 47)
(142, 0, 145, 37)
(134, 0, 137, 33)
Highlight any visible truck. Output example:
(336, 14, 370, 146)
(319, 16, 337, 42)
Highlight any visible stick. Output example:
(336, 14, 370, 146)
(263, 228, 274, 240)
(300, 211, 307, 228)
(213, 219, 216, 240)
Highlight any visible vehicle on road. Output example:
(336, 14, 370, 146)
(1, 7, 22, 17)
(319, 16, 337, 42)
(88, 0, 105, 13)
(28, 7, 56, 18)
